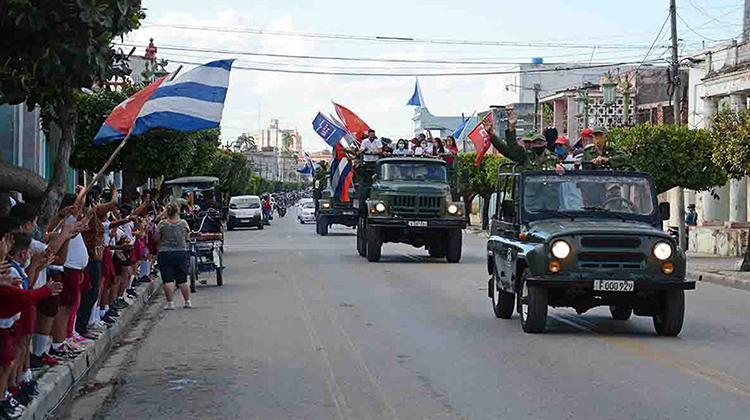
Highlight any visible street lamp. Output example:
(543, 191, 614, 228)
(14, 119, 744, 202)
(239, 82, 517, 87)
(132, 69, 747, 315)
(602, 77, 618, 105)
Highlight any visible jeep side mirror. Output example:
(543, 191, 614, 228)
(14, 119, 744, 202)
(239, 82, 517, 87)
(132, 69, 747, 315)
(229, 204, 237, 209)
(659, 202, 670, 221)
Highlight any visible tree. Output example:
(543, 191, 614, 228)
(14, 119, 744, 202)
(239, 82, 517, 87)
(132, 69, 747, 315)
(208, 149, 253, 197)
(457, 153, 510, 230)
(282, 132, 294, 153)
(72, 85, 221, 200)
(711, 107, 750, 271)
(233, 133, 257, 153)
(0, 1, 144, 229)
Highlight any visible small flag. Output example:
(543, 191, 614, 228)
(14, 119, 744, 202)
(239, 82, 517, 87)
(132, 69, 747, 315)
(94, 59, 235, 143)
(313, 112, 349, 148)
(452, 111, 476, 146)
(468, 112, 494, 166)
(297, 151, 315, 174)
(406, 78, 425, 108)
(333, 102, 371, 142)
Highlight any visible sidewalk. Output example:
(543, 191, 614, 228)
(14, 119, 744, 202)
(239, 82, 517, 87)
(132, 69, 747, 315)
(20, 278, 160, 420)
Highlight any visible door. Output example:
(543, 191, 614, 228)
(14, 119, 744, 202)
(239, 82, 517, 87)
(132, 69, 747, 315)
(493, 174, 518, 292)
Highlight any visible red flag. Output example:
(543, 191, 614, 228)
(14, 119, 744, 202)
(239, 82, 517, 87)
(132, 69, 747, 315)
(333, 102, 371, 141)
(468, 113, 494, 166)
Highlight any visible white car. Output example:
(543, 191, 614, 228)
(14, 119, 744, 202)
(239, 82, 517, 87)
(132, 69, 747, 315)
(298, 201, 316, 224)
(227, 195, 264, 230)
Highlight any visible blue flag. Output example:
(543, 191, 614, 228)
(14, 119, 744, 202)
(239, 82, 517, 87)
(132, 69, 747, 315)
(406, 78, 425, 107)
(312, 112, 348, 147)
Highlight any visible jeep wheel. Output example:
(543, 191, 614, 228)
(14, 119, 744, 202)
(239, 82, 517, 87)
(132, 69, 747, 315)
(318, 217, 329, 236)
(609, 305, 633, 321)
(366, 226, 381, 262)
(356, 219, 367, 257)
(653, 290, 685, 337)
(445, 229, 462, 263)
(492, 276, 514, 319)
(519, 269, 547, 333)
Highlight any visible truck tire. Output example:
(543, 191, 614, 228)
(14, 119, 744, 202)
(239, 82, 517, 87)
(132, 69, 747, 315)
(366, 226, 381, 262)
(356, 219, 367, 257)
(318, 217, 329, 236)
(519, 269, 547, 333)
(492, 276, 515, 319)
(609, 305, 632, 321)
(653, 290, 685, 336)
(445, 228, 462, 263)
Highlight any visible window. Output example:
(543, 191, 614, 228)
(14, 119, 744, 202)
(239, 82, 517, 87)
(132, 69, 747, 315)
(379, 161, 447, 182)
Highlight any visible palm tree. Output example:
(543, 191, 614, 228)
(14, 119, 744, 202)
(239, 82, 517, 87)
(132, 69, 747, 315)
(234, 133, 257, 153)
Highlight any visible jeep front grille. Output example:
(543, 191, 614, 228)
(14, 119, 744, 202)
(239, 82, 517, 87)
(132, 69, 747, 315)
(392, 195, 441, 217)
(581, 236, 641, 248)
(578, 252, 645, 269)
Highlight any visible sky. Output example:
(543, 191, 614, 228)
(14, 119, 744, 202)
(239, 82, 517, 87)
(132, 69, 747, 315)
(127, 0, 744, 152)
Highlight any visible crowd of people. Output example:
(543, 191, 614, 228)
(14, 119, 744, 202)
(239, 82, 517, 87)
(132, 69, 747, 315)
(0, 184, 192, 420)
(356, 129, 459, 163)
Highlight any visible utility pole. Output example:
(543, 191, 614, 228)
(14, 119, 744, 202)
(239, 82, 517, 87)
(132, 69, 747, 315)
(743, 0, 750, 42)
(670, 0, 687, 250)
(533, 83, 541, 131)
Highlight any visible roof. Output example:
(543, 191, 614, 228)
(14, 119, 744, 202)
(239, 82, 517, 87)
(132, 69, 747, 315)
(164, 176, 219, 185)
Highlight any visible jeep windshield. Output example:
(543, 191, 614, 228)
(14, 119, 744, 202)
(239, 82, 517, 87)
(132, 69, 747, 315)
(523, 173, 655, 218)
(378, 161, 447, 182)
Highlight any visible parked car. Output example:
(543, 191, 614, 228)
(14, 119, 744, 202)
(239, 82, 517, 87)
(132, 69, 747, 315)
(298, 201, 316, 224)
(227, 195, 264, 230)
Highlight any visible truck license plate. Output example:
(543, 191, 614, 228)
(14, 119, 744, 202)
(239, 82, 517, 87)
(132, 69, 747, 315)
(593, 280, 634, 292)
(408, 221, 428, 227)
(343, 211, 354, 215)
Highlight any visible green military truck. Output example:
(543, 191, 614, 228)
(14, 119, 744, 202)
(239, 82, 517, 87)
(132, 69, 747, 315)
(486, 166, 694, 335)
(315, 191, 358, 236)
(356, 156, 467, 263)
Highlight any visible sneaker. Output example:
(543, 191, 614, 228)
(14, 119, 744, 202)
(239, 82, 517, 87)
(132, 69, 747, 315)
(110, 300, 127, 310)
(65, 341, 85, 354)
(73, 333, 90, 344)
(0, 400, 20, 420)
(23, 380, 39, 397)
(183, 300, 193, 309)
(164, 301, 175, 310)
(48, 345, 71, 359)
(81, 331, 100, 340)
(126, 289, 137, 298)
(102, 314, 117, 325)
(88, 322, 106, 332)
(14, 387, 31, 407)
(139, 276, 152, 283)
(107, 308, 121, 317)
(38, 353, 61, 366)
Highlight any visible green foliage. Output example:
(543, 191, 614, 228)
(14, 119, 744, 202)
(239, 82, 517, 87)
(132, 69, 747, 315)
(233, 133, 257, 153)
(208, 150, 253, 197)
(0, 0, 144, 108)
(608, 124, 727, 194)
(457, 153, 511, 199)
(711, 107, 750, 180)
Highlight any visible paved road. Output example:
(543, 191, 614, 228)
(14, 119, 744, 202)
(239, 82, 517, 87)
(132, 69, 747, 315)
(98, 207, 750, 420)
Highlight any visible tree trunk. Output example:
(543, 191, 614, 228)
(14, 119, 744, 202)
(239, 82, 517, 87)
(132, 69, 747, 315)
(481, 194, 492, 231)
(741, 228, 750, 272)
(38, 93, 77, 232)
(121, 167, 146, 206)
(0, 162, 49, 215)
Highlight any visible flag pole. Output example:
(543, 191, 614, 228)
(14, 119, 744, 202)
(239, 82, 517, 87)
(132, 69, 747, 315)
(77, 66, 184, 202)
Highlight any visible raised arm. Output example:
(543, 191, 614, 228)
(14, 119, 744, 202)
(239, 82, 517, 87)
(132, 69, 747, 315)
(96, 183, 119, 217)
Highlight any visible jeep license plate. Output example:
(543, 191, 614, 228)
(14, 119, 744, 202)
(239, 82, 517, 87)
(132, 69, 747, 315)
(408, 221, 428, 227)
(593, 280, 634, 292)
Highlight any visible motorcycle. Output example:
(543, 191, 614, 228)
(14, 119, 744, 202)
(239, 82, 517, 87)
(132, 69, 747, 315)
(275, 203, 287, 217)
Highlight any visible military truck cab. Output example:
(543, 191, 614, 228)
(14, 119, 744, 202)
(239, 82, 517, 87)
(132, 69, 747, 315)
(357, 157, 467, 262)
(487, 167, 694, 335)
(314, 181, 357, 236)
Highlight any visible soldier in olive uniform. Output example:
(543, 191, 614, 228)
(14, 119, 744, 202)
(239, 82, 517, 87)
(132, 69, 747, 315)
(487, 111, 564, 174)
(581, 127, 627, 169)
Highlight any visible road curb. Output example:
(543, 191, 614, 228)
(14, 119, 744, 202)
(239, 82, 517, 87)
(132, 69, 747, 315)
(690, 270, 750, 292)
(20, 278, 161, 420)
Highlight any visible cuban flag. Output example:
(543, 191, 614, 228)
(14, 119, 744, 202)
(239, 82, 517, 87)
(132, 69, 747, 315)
(330, 143, 353, 202)
(94, 59, 235, 143)
(297, 151, 315, 174)
(312, 112, 348, 148)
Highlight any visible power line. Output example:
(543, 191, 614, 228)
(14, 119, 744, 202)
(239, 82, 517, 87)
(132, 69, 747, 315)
(139, 22, 664, 50)
(677, 11, 741, 42)
(166, 57, 662, 77)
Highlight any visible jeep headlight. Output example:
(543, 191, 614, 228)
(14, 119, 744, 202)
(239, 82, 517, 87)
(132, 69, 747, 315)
(550, 240, 571, 259)
(374, 202, 386, 213)
(447, 204, 459, 214)
(322, 202, 331, 209)
(653, 242, 672, 261)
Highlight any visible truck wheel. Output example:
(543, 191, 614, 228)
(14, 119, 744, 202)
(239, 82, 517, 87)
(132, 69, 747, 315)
(519, 269, 547, 333)
(492, 276, 515, 319)
(318, 217, 329, 236)
(356, 219, 367, 257)
(653, 290, 685, 336)
(189, 255, 198, 294)
(366, 227, 381, 262)
(446, 228, 462, 263)
(609, 305, 632, 321)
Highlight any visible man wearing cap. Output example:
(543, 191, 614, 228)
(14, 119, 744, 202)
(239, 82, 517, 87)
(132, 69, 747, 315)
(685, 204, 698, 226)
(581, 127, 627, 169)
(554, 136, 579, 171)
(487, 110, 564, 174)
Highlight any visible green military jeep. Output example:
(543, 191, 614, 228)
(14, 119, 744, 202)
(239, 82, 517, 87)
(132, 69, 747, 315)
(356, 156, 466, 262)
(487, 167, 695, 335)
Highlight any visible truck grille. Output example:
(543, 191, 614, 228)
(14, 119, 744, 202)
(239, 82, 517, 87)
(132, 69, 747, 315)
(578, 252, 644, 269)
(392, 195, 441, 217)
(581, 236, 641, 248)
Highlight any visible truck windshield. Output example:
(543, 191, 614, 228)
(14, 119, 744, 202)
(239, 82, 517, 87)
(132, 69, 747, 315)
(233, 199, 260, 209)
(379, 162, 447, 182)
(523, 174, 655, 216)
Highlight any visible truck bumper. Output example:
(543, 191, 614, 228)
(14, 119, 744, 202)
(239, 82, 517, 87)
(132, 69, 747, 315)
(525, 277, 696, 291)
(367, 218, 467, 229)
(319, 210, 359, 226)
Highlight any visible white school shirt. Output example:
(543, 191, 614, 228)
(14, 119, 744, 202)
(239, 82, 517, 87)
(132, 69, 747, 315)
(64, 215, 89, 270)
(121, 221, 135, 245)
(30, 239, 48, 288)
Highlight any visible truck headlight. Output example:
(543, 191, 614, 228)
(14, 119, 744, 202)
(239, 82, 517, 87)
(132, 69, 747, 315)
(322, 202, 331, 209)
(447, 204, 459, 214)
(550, 240, 571, 259)
(374, 203, 386, 213)
(653, 242, 672, 260)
